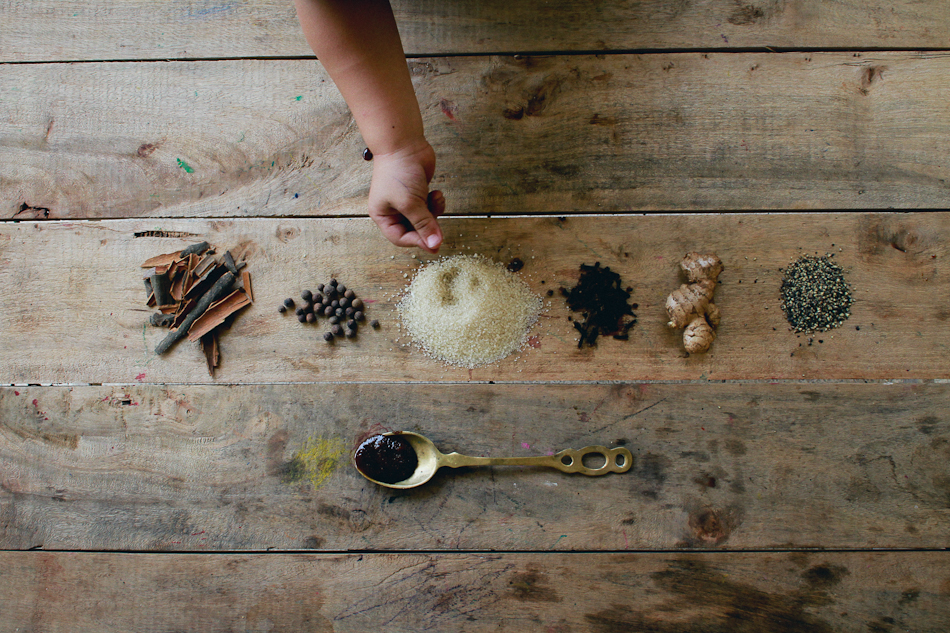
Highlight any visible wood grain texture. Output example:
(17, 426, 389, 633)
(2, 550, 949, 632)
(0, 213, 947, 384)
(2, 0, 950, 62)
(2, 382, 948, 551)
(4, 53, 950, 220)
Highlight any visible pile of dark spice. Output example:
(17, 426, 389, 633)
(280, 278, 377, 342)
(780, 254, 853, 333)
(353, 433, 419, 484)
(561, 262, 637, 348)
(142, 242, 253, 376)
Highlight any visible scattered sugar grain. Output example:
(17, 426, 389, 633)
(397, 255, 543, 368)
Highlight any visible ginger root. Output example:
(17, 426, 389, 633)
(666, 252, 723, 353)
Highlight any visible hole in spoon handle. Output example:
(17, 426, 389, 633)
(554, 446, 633, 475)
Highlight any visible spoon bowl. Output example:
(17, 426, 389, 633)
(353, 431, 633, 489)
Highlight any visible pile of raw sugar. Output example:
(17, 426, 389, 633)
(397, 255, 543, 368)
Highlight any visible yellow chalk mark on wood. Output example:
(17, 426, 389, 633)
(289, 436, 347, 489)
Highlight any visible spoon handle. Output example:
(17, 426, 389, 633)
(442, 446, 632, 476)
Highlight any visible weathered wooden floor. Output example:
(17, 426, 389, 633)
(2, 1, 950, 631)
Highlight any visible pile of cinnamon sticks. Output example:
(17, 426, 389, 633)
(141, 242, 253, 376)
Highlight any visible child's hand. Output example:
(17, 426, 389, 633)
(368, 141, 445, 254)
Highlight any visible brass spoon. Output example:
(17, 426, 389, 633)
(354, 431, 633, 489)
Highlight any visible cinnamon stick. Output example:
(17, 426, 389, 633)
(154, 271, 235, 355)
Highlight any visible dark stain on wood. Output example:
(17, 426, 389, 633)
(317, 503, 351, 521)
(801, 562, 849, 589)
(857, 216, 924, 257)
(724, 438, 747, 456)
(265, 430, 289, 477)
(868, 616, 898, 632)
(693, 473, 717, 489)
(728, 1, 766, 25)
(277, 456, 306, 484)
(898, 587, 921, 605)
(137, 142, 160, 157)
(275, 225, 300, 243)
(635, 452, 672, 499)
(585, 558, 839, 632)
(302, 535, 325, 549)
(543, 162, 580, 177)
(916, 415, 940, 435)
(503, 76, 564, 120)
(859, 65, 887, 95)
(688, 507, 731, 544)
(590, 113, 617, 126)
(508, 568, 560, 603)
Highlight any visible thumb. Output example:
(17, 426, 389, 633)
(401, 199, 443, 253)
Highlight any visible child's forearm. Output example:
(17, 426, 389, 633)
(294, 0, 426, 156)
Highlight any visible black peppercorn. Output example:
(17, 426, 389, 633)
(283, 298, 295, 308)
(345, 328, 357, 338)
(331, 324, 343, 337)
(295, 307, 305, 316)
(317, 283, 325, 292)
(354, 311, 364, 321)
(329, 279, 338, 287)
(331, 300, 340, 309)
(344, 289, 355, 300)
(335, 308, 344, 317)
(278, 305, 287, 313)
(337, 284, 347, 294)
(345, 307, 355, 317)
(339, 297, 350, 308)
(306, 312, 316, 323)
(302, 290, 313, 302)
(323, 331, 334, 342)
(352, 298, 364, 310)
(371, 319, 380, 328)
(297, 314, 307, 323)
(329, 316, 340, 325)
(324, 306, 334, 317)
(347, 319, 357, 330)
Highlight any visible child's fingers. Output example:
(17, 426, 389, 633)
(399, 198, 443, 253)
(427, 190, 446, 218)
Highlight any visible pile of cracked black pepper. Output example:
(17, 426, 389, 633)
(279, 278, 379, 342)
(780, 254, 853, 333)
(561, 262, 637, 348)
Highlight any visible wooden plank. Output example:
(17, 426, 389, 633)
(2, 551, 948, 631)
(0, 214, 947, 383)
(3, 0, 950, 62)
(2, 382, 949, 551)
(4, 53, 950, 220)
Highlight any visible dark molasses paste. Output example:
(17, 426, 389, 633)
(354, 434, 418, 484)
